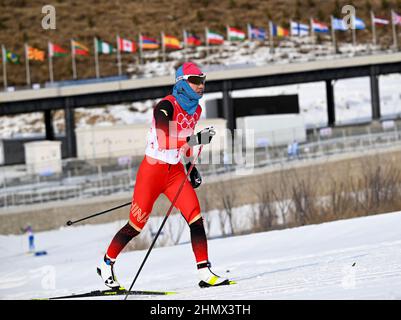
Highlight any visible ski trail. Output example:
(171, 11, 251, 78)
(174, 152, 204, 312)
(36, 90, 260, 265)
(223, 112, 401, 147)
(2, 211, 401, 299)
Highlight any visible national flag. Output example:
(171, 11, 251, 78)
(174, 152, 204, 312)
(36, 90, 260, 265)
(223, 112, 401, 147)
(311, 19, 329, 33)
(373, 16, 389, 25)
(48, 42, 68, 57)
(96, 39, 114, 54)
(27, 46, 45, 61)
(332, 17, 348, 31)
(71, 40, 89, 56)
(353, 17, 366, 30)
(163, 34, 181, 50)
(185, 32, 202, 46)
(140, 35, 159, 50)
(206, 30, 224, 45)
(392, 11, 401, 25)
(227, 27, 246, 41)
(270, 23, 289, 37)
(5, 50, 20, 64)
(291, 21, 309, 36)
(248, 25, 267, 40)
(118, 37, 136, 53)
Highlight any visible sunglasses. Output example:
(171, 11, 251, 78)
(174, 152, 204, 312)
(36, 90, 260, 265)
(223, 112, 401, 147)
(176, 74, 206, 85)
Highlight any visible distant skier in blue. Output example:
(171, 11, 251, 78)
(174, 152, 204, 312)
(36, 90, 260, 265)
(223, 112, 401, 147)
(22, 225, 35, 252)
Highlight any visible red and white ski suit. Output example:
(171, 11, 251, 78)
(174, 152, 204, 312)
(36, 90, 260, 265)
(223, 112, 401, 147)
(128, 95, 202, 231)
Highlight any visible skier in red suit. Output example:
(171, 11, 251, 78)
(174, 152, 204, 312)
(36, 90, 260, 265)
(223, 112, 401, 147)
(98, 62, 230, 289)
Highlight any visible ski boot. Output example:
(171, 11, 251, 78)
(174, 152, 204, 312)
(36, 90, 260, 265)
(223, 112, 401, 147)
(197, 262, 231, 288)
(97, 254, 121, 290)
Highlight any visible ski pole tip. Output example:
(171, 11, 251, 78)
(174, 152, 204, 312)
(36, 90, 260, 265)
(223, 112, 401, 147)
(66, 220, 73, 226)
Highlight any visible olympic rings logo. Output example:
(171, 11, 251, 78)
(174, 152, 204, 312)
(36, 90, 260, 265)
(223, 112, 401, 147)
(176, 112, 199, 130)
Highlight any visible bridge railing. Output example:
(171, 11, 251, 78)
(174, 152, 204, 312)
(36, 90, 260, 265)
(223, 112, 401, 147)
(1, 122, 401, 209)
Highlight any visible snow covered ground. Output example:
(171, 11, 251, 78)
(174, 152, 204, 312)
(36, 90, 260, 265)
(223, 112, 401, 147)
(1, 209, 401, 300)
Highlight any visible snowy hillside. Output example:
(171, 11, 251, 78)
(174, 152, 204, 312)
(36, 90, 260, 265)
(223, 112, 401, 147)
(1, 210, 401, 300)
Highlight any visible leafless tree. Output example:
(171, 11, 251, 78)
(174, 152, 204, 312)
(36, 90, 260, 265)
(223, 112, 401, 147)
(217, 182, 237, 236)
(289, 168, 320, 226)
(164, 213, 187, 245)
(272, 169, 294, 227)
(198, 189, 213, 237)
(251, 177, 277, 232)
(123, 230, 152, 252)
(349, 156, 401, 215)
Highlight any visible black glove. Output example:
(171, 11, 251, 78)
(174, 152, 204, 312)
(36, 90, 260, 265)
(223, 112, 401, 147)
(186, 162, 202, 189)
(187, 127, 216, 147)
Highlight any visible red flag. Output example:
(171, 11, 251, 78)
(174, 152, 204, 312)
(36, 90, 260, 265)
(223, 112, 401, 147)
(49, 42, 68, 57)
(118, 37, 137, 53)
(186, 33, 202, 46)
(72, 40, 89, 56)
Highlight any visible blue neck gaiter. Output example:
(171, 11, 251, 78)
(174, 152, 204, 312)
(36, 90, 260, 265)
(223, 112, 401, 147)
(172, 80, 201, 115)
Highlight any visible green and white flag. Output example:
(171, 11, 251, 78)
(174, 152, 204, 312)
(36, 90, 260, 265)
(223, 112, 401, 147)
(96, 39, 114, 54)
(227, 26, 246, 41)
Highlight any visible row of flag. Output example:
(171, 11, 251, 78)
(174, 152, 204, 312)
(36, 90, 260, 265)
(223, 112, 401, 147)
(4, 10, 401, 63)
(1, 34, 162, 65)
(2, 10, 401, 87)
(4, 11, 401, 65)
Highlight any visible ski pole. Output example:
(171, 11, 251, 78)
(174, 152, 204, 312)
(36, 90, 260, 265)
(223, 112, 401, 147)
(124, 145, 204, 300)
(66, 201, 131, 226)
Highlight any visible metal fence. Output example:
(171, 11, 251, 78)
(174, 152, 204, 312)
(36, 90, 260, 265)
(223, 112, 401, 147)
(1, 121, 401, 208)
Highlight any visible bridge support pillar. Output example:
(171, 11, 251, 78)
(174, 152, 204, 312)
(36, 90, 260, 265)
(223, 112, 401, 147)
(44, 109, 55, 140)
(64, 99, 77, 158)
(370, 68, 381, 120)
(222, 81, 235, 150)
(326, 79, 336, 127)
(222, 80, 234, 133)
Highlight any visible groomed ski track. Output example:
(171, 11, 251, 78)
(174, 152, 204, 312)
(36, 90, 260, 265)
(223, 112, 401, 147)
(1, 211, 401, 300)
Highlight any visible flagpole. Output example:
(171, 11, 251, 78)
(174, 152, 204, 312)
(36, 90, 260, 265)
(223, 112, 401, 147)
(269, 21, 274, 54)
(183, 29, 187, 62)
(371, 11, 377, 48)
(391, 10, 398, 51)
(24, 43, 31, 87)
(161, 31, 165, 63)
(205, 27, 209, 63)
(310, 18, 316, 45)
(1, 45, 7, 90)
(139, 34, 143, 65)
(48, 42, 54, 83)
(116, 35, 122, 76)
(134, 41, 139, 67)
(226, 25, 229, 42)
(183, 30, 187, 50)
(94, 37, 100, 78)
(331, 16, 337, 54)
(71, 39, 77, 79)
(352, 15, 356, 47)
(220, 27, 225, 57)
(247, 23, 251, 41)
